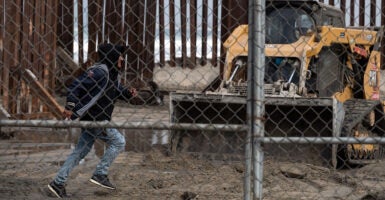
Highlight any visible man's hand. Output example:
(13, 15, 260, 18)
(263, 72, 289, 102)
(130, 88, 138, 97)
(63, 109, 73, 120)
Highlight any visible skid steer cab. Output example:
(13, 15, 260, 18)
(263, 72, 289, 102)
(170, 0, 385, 168)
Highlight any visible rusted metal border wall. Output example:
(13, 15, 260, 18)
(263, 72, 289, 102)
(1, 0, 58, 119)
(57, 1, 250, 72)
(57, 0, 74, 59)
(56, 1, 385, 74)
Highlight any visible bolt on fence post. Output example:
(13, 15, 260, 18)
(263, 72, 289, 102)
(246, 0, 265, 200)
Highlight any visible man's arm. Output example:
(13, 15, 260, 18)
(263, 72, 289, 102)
(64, 67, 108, 119)
(63, 73, 87, 119)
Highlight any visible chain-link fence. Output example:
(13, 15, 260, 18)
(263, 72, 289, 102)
(1, 0, 385, 199)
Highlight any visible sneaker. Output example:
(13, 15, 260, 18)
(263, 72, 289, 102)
(89, 174, 116, 190)
(48, 181, 68, 198)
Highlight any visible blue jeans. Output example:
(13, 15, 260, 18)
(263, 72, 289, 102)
(54, 128, 126, 185)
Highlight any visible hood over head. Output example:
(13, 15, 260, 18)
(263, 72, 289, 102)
(97, 43, 127, 79)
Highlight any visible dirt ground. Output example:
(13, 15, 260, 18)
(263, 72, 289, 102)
(2, 146, 385, 200)
(2, 97, 385, 200)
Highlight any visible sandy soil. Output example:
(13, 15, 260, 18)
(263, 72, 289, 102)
(2, 146, 385, 200)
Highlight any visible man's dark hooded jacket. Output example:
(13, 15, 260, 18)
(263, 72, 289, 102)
(65, 43, 133, 121)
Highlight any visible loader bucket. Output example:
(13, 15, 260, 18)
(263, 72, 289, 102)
(170, 92, 336, 165)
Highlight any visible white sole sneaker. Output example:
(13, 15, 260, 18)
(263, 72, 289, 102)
(89, 178, 116, 190)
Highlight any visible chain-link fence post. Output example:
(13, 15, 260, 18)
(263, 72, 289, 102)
(246, 0, 265, 199)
